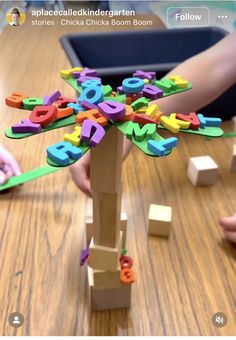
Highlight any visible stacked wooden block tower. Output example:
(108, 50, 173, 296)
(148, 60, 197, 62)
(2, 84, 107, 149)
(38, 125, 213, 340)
(88, 126, 132, 311)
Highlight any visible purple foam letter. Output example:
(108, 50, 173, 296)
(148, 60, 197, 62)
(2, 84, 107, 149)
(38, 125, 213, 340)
(98, 100, 126, 120)
(11, 118, 42, 134)
(143, 84, 163, 100)
(80, 119, 105, 147)
(44, 90, 61, 105)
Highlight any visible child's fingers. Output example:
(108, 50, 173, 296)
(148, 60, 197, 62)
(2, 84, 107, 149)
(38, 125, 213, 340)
(79, 177, 93, 198)
(0, 170, 8, 184)
(223, 230, 236, 244)
(219, 214, 236, 231)
(70, 163, 92, 198)
(4, 154, 21, 176)
(0, 145, 21, 176)
(3, 164, 14, 177)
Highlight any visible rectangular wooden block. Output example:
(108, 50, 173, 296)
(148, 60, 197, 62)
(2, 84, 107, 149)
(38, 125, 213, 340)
(88, 267, 131, 311)
(86, 212, 127, 247)
(93, 188, 122, 247)
(187, 156, 218, 186)
(91, 126, 123, 193)
(148, 204, 172, 237)
(89, 231, 122, 271)
(230, 145, 236, 171)
(86, 216, 93, 245)
(88, 265, 121, 290)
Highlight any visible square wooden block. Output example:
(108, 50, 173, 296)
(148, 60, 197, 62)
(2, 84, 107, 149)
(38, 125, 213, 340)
(230, 145, 236, 171)
(88, 267, 131, 311)
(86, 212, 127, 247)
(148, 204, 172, 237)
(187, 156, 218, 186)
(89, 231, 122, 271)
(88, 265, 121, 290)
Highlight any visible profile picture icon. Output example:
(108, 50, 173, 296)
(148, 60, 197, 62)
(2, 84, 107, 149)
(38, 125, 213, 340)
(6, 7, 26, 27)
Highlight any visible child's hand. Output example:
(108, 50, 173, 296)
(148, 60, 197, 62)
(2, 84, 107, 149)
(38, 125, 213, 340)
(69, 151, 93, 198)
(219, 214, 236, 244)
(69, 139, 133, 198)
(0, 144, 21, 184)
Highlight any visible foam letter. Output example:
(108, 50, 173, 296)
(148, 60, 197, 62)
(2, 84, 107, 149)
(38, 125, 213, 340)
(80, 119, 105, 147)
(11, 118, 41, 134)
(98, 100, 126, 120)
(29, 105, 57, 127)
(147, 137, 178, 156)
(47, 141, 82, 166)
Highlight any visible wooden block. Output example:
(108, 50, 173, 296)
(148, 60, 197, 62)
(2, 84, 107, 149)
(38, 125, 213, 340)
(88, 266, 121, 290)
(148, 204, 172, 237)
(91, 126, 123, 193)
(89, 231, 122, 271)
(93, 188, 121, 247)
(187, 156, 218, 186)
(86, 216, 93, 245)
(230, 145, 236, 171)
(85, 212, 127, 247)
(88, 267, 131, 311)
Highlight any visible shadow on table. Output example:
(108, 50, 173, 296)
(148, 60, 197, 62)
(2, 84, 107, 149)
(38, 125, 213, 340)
(218, 238, 236, 261)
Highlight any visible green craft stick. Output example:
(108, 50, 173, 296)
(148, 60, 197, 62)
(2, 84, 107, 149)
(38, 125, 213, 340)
(64, 76, 192, 99)
(64, 78, 82, 94)
(0, 165, 59, 192)
(153, 78, 177, 93)
(223, 131, 236, 138)
(158, 124, 224, 138)
(104, 94, 126, 103)
(160, 82, 192, 97)
(113, 121, 171, 157)
(47, 143, 91, 167)
(5, 115, 76, 139)
(47, 124, 112, 167)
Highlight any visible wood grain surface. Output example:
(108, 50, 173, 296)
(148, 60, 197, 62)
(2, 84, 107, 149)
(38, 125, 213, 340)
(0, 13, 235, 336)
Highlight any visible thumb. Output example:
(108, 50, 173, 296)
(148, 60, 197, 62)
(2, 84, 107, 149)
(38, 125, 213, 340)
(219, 213, 236, 231)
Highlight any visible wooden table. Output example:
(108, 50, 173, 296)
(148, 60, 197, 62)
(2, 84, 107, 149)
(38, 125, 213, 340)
(0, 14, 236, 336)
